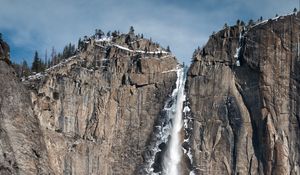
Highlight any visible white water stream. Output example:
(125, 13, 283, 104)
(162, 66, 186, 175)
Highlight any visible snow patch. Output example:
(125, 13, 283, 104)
(162, 69, 178, 73)
(28, 73, 44, 80)
(95, 43, 106, 48)
(113, 44, 169, 55)
(113, 44, 132, 52)
(183, 106, 190, 113)
(252, 19, 268, 28)
(189, 171, 196, 175)
(95, 36, 112, 42)
(234, 47, 240, 59)
(252, 12, 295, 28)
(236, 60, 241, 67)
(46, 55, 78, 72)
(183, 119, 188, 128)
(187, 148, 193, 164)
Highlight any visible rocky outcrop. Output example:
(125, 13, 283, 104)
(187, 13, 300, 174)
(26, 34, 179, 174)
(0, 39, 53, 174)
(0, 38, 10, 64)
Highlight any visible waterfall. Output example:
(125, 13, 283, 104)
(143, 65, 187, 175)
(162, 66, 187, 175)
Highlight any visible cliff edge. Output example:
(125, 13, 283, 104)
(25, 32, 179, 174)
(187, 12, 300, 174)
(0, 39, 53, 174)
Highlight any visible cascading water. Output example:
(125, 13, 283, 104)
(162, 66, 187, 175)
(143, 65, 188, 175)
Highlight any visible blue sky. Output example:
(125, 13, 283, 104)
(0, 0, 298, 65)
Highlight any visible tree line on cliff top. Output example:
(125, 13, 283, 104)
(9, 26, 173, 78)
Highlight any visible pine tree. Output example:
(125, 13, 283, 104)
(21, 60, 30, 77)
(31, 51, 38, 73)
(112, 31, 118, 37)
(51, 47, 57, 66)
(240, 20, 245, 26)
(84, 35, 88, 41)
(44, 49, 48, 68)
(106, 31, 111, 37)
(166, 46, 171, 52)
(62, 43, 76, 60)
(223, 23, 228, 29)
(57, 53, 62, 63)
(71, 44, 75, 55)
(78, 38, 82, 49)
(32, 51, 42, 73)
(125, 35, 131, 45)
(129, 26, 135, 36)
(248, 19, 254, 26)
(12, 62, 21, 77)
(95, 29, 104, 39)
(62, 45, 68, 60)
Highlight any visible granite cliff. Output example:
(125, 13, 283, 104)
(187, 12, 300, 174)
(0, 37, 10, 64)
(24, 33, 179, 174)
(0, 37, 53, 174)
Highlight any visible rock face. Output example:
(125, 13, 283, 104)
(0, 40, 53, 174)
(26, 34, 179, 174)
(0, 38, 10, 64)
(187, 13, 300, 174)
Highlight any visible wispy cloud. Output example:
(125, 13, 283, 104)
(0, 0, 298, 63)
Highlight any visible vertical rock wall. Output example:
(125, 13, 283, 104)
(187, 13, 300, 175)
(0, 40, 53, 175)
(29, 37, 179, 174)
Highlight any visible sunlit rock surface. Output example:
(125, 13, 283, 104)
(26, 34, 179, 174)
(187, 13, 300, 175)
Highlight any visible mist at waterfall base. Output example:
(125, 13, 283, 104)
(162, 66, 187, 175)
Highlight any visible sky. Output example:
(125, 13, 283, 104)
(0, 0, 299, 65)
